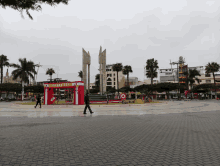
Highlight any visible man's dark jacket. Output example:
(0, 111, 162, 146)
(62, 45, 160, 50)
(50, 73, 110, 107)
(37, 95, 41, 101)
(84, 95, 90, 105)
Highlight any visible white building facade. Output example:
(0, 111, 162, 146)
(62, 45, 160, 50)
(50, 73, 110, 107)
(159, 68, 178, 83)
(106, 64, 125, 89)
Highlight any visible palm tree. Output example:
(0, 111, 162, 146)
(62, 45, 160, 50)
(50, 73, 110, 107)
(183, 69, 201, 90)
(78, 70, 83, 81)
(205, 62, 220, 98)
(122, 65, 133, 87)
(112, 63, 123, 97)
(0, 54, 16, 84)
(11, 58, 37, 101)
(145, 58, 159, 85)
(46, 68, 55, 82)
(95, 74, 100, 88)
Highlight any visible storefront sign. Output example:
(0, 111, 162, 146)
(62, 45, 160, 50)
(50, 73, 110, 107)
(44, 83, 75, 88)
(77, 83, 84, 86)
(44, 81, 84, 105)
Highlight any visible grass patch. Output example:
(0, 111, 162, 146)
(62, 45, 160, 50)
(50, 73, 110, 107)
(90, 103, 123, 105)
(16, 102, 40, 105)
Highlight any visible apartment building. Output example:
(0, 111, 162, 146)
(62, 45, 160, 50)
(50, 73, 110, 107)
(125, 77, 138, 86)
(160, 68, 178, 83)
(193, 73, 220, 86)
(159, 66, 204, 84)
(106, 64, 125, 89)
(3, 69, 22, 84)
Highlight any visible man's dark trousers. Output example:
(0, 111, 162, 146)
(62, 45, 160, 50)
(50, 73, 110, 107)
(35, 100, 41, 108)
(84, 104, 92, 113)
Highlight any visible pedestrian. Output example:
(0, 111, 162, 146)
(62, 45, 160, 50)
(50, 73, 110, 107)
(34, 93, 41, 108)
(83, 93, 94, 114)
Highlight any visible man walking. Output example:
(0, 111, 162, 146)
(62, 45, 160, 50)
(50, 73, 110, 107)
(84, 93, 94, 114)
(35, 93, 41, 108)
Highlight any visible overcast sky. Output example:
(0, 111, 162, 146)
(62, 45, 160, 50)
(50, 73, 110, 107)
(0, 0, 220, 83)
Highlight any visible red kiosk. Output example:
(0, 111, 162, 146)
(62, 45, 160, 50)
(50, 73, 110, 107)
(44, 81, 84, 105)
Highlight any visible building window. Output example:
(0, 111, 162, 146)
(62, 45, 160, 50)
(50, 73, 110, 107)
(114, 82, 115, 85)
(107, 74, 112, 77)
(206, 80, 211, 83)
(169, 69, 171, 71)
(107, 78, 112, 81)
(107, 82, 112, 85)
(114, 74, 115, 76)
(114, 78, 115, 81)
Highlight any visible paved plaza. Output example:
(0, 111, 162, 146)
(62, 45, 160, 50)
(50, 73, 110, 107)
(0, 100, 220, 166)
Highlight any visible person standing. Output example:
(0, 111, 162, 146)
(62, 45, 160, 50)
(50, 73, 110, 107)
(84, 93, 94, 114)
(35, 93, 41, 108)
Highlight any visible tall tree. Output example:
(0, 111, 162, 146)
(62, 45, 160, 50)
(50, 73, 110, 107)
(112, 63, 123, 96)
(205, 62, 220, 98)
(145, 58, 159, 85)
(0, 54, 16, 84)
(95, 74, 100, 88)
(46, 68, 55, 82)
(122, 65, 133, 87)
(11, 58, 37, 101)
(155, 83, 178, 99)
(0, 0, 69, 20)
(78, 70, 83, 81)
(106, 86, 117, 95)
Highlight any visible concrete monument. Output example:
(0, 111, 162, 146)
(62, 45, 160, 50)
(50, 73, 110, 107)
(82, 48, 91, 94)
(99, 46, 106, 95)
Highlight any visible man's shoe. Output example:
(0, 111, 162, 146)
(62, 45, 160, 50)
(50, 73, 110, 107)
(90, 112, 94, 114)
(34, 106, 36, 108)
(83, 113, 87, 114)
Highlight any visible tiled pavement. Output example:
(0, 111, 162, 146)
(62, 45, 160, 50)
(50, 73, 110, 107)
(0, 100, 220, 166)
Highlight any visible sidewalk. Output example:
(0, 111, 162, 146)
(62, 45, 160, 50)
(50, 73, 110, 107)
(0, 100, 220, 118)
